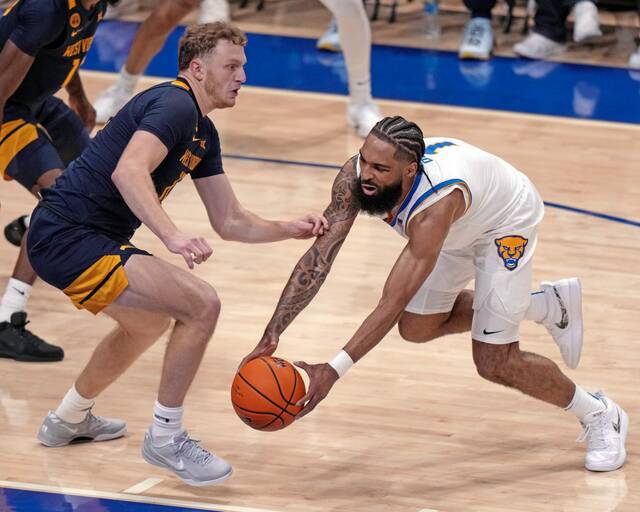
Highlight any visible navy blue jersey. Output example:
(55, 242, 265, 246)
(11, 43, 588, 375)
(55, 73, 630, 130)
(0, 0, 107, 110)
(41, 78, 224, 240)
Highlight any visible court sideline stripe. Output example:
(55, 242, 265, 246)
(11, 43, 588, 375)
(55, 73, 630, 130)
(122, 477, 164, 494)
(0, 480, 279, 512)
(222, 153, 640, 228)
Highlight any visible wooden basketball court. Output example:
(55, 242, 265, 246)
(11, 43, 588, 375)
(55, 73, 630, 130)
(0, 4, 639, 510)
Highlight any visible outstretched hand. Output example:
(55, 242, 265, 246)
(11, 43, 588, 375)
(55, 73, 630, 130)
(293, 360, 339, 419)
(285, 214, 329, 239)
(238, 332, 279, 370)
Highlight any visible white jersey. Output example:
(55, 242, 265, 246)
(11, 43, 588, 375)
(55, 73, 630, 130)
(357, 137, 544, 250)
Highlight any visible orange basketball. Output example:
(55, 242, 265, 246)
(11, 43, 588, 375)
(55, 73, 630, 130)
(231, 356, 306, 431)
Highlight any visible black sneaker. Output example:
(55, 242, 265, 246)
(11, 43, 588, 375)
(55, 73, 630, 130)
(4, 215, 29, 247)
(0, 312, 64, 362)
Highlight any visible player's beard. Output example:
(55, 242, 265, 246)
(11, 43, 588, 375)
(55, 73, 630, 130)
(354, 177, 403, 216)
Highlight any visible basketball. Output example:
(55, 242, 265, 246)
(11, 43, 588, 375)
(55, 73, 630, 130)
(231, 356, 306, 431)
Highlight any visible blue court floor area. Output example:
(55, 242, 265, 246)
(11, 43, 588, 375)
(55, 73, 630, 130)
(0, 487, 225, 512)
(86, 20, 640, 124)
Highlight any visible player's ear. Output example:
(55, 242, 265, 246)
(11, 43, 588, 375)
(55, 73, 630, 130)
(189, 58, 205, 81)
(405, 161, 418, 178)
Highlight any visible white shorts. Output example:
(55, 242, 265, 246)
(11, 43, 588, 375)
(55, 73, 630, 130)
(405, 226, 538, 344)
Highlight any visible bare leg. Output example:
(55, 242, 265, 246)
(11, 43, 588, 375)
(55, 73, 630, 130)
(124, 0, 199, 75)
(75, 305, 171, 398)
(398, 289, 474, 342)
(73, 255, 220, 407)
(473, 341, 575, 407)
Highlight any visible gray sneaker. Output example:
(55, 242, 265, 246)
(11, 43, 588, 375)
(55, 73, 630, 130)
(142, 429, 233, 486)
(38, 410, 127, 447)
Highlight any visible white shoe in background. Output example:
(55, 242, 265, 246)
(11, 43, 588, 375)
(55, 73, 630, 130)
(573, 1, 602, 43)
(347, 99, 382, 138)
(94, 81, 135, 124)
(513, 33, 567, 60)
(198, 0, 230, 23)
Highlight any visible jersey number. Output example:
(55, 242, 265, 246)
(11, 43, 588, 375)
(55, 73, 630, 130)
(62, 59, 81, 87)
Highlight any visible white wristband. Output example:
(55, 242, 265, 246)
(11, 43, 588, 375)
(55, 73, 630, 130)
(328, 350, 354, 378)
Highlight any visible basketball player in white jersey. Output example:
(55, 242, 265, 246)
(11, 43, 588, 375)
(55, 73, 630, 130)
(243, 116, 628, 472)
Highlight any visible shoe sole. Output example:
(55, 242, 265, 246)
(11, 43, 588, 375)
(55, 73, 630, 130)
(38, 425, 127, 447)
(562, 277, 583, 369)
(585, 407, 628, 472)
(316, 43, 341, 52)
(0, 352, 63, 362)
(458, 50, 492, 60)
(142, 445, 233, 486)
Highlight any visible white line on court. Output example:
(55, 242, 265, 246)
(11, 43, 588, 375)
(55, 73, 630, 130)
(418, 508, 439, 512)
(123, 477, 164, 494)
(0, 480, 280, 512)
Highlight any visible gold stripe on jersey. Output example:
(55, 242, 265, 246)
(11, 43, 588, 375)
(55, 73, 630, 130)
(171, 80, 190, 91)
(63, 255, 129, 314)
(0, 120, 38, 180)
(3, 0, 21, 16)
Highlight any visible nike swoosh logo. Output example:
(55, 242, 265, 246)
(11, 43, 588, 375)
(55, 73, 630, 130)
(60, 424, 79, 434)
(483, 329, 504, 335)
(613, 410, 621, 433)
(12, 287, 25, 295)
(551, 286, 569, 329)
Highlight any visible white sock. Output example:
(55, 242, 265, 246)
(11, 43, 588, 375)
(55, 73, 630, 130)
(524, 290, 548, 323)
(55, 385, 95, 424)
(151, 400, 184, 445)
(0, 278, 32, 323)
(565, 385, 605, 421)
(23, 215, 30, 228)
(319, 0, 372, 104)
(117, 66, 140, 93)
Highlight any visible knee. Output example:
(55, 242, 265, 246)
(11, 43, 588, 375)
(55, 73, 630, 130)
(397, 313, 439, 343)
(187, 283, 221, 335)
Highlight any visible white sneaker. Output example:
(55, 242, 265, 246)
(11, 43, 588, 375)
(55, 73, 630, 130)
(573, 1, 602, 43)
(458, 17, 494, 60)
(317, 17, 341, 52)
(539, 278, 583, 369)
(347, 99, 382, 138)
(578, 392, 628, 472)
(94, 82, 135, 124)
(513, 33, 567, 60)
(198, 0, 230, 24)
(629, 46, 640, 70)
(142, 429, 232, 486)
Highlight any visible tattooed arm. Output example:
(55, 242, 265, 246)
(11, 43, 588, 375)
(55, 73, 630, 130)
(239, 156, 361, 366)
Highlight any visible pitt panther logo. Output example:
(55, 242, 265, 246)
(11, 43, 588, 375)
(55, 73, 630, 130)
(494, 235, 528, 271)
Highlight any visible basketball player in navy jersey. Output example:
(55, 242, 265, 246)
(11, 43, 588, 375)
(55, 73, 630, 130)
(28, 22, 327, 486)
(0, 0, 114, 361)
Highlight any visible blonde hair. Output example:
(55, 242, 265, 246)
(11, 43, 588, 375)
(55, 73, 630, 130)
(178, 22, 247, 71)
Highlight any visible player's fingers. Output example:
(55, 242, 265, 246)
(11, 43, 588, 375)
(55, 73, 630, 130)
(295, 389, 312, 409)
(196, 237, 212, 260)
(296, 396, 319, 419)
(182, 251, 194, 269)
(293, 361, 310, 374)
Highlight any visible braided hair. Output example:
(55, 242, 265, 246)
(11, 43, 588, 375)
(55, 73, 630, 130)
(370, 116, 425, 166)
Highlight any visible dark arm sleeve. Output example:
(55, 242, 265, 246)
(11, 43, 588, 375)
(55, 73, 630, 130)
(191, 122, 224, 179)
(137, 91, 196, 151)
(9, 0, 66, 56)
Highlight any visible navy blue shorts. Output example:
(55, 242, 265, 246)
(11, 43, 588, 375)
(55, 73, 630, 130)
(27, 205, 151, 315)
(1, 97, 90, 190)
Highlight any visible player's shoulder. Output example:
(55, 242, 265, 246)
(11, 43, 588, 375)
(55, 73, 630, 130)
(17, 0, 66, 17)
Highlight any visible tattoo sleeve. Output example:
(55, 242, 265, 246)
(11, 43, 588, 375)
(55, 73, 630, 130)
(264, 156, 361, 337)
